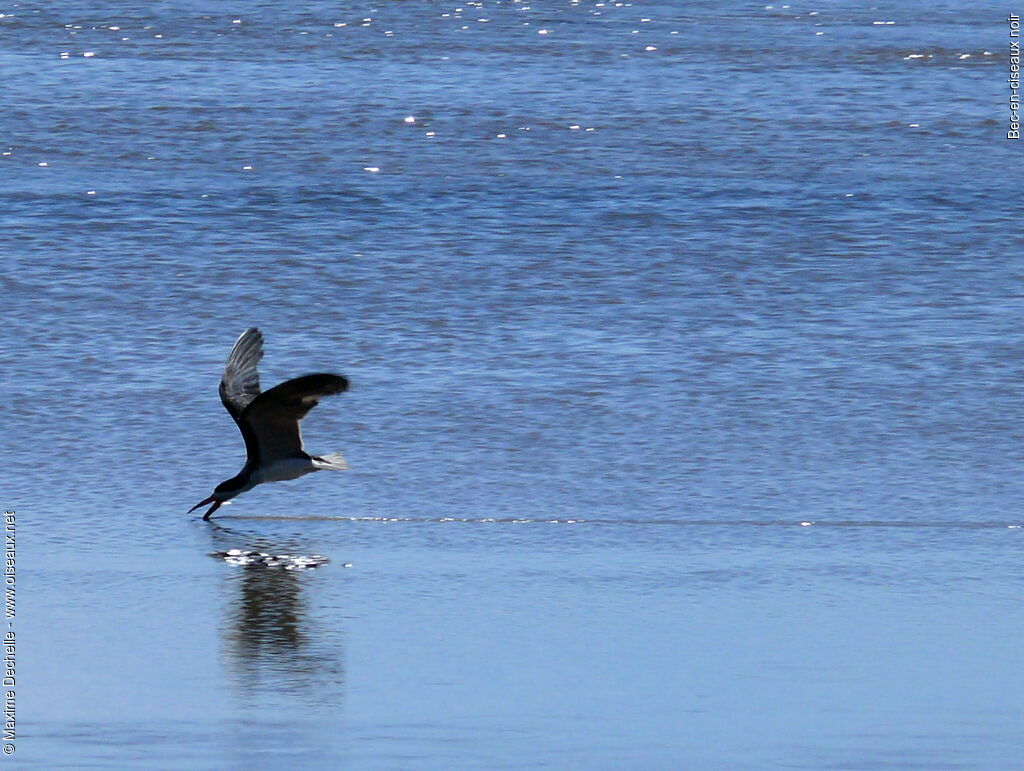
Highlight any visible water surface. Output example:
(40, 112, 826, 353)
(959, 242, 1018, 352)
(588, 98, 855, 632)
(3, 0, 1021, 767)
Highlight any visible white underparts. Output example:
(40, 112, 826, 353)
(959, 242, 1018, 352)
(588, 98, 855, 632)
(253, 457, 321, 484)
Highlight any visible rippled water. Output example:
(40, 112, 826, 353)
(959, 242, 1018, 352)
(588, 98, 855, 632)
(3, 0, 1021, 767)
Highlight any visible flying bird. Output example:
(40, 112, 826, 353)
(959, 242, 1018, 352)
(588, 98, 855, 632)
(189, 328, 349, 520)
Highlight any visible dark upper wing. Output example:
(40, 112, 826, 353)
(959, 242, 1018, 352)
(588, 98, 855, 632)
(241, 374, 348, 464)
(219, 328, 264, 419)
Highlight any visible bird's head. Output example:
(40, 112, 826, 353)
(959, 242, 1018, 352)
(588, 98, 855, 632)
(188, 478, 243, 521)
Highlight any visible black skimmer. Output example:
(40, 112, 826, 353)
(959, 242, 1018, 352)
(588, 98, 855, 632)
(189, 328, 349, 521)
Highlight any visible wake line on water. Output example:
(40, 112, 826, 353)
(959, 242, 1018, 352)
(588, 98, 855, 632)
(215, 515, 1024, 529)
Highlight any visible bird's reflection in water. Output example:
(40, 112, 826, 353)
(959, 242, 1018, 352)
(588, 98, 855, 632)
(206, 522, 345, 706)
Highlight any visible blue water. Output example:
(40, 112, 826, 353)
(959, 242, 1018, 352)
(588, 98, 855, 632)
(3, 0, 1022, 767)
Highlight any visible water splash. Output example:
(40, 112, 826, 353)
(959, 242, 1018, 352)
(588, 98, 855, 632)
(212, 549, 329, 570)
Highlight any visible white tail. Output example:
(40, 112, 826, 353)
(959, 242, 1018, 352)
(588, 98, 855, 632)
(313, 452, 348, 471)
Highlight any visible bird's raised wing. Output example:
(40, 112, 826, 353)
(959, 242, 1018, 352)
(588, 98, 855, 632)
(219, 328, 264, 419)
(241, 374, 348, 464)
